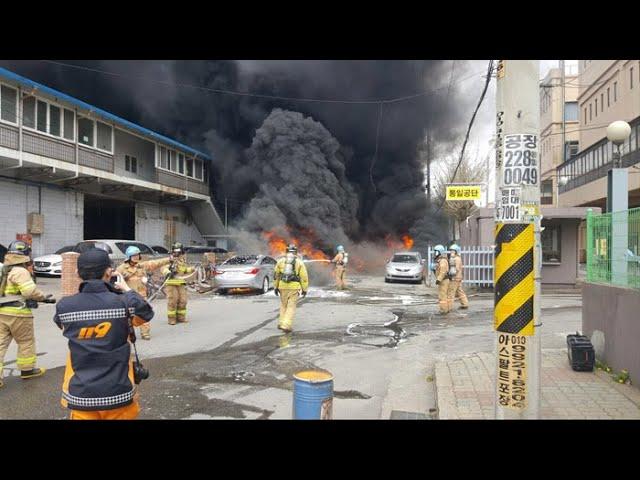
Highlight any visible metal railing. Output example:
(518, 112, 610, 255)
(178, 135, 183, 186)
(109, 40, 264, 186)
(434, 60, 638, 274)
(586, 207, 640, 289)
(426, 245, 494, 288)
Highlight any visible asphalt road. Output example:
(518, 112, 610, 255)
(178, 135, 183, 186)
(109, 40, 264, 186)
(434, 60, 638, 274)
(0, 273, 582, 419)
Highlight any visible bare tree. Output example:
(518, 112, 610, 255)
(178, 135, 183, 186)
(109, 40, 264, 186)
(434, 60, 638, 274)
(434, 151, 489, 225)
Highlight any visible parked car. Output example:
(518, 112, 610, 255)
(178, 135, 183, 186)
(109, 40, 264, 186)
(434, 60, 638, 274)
(0, 243, 7, 264)
(152, 245, 169, 254)
(73, 240, 163, 266)
(214, 254, 276, 294)
(33, 245, 78, 277)
(384, 252, 426, 284)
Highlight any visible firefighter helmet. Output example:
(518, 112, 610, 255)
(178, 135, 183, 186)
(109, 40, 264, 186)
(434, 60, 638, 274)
(171, 242, 184, 254)
(125, 245, 142, 261)
(287, 244, 298, 254)
(8, 240, 31, 257)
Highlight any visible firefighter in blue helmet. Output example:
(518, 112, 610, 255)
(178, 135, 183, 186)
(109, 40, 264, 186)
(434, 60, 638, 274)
(331, 245, 348, 290)
(447, 244, 468, 310)
(433, 244, 450, 314)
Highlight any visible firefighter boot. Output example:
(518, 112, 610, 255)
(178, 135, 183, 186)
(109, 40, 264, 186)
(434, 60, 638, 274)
(21, 367, 46, 380)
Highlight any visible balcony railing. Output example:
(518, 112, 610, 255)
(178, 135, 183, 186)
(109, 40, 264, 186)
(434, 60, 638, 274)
(558, 117, 640, 194)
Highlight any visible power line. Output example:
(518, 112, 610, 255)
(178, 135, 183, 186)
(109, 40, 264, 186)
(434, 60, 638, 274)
(40, 60, 486, 105)
(435, 60, 494, 213)
(369, 103, 384, 193)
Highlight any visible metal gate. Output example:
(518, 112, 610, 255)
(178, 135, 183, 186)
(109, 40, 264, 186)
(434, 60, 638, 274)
(426, 245, 494, 288)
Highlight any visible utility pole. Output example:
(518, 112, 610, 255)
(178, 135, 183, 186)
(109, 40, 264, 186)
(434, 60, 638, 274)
(224, 197, 228, 230)
(494, 60, 541, 420)
(426, 130, 432, 205)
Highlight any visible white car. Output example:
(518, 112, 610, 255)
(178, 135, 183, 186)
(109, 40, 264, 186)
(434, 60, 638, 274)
(385, 252, 427, 284)
(33, 245, 77, 276)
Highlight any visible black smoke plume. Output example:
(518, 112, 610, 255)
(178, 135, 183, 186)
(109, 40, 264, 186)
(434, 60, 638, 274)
(0, 60, 475, 250)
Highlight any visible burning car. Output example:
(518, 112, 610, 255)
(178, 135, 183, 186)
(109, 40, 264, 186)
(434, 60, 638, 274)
(214, 254, 277, 294)
(384, 252, 426, 284)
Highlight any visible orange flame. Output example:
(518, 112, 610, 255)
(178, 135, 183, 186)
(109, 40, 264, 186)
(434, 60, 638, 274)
(261, 228, 329, 260)
(402, 235, 414, 250)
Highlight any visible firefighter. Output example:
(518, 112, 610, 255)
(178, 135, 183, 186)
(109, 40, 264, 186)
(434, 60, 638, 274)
(331, 245, 348, 290)
(433, 244, 450, 315)
(161, 242, 194, 325)
(116, 245, 172, 339)
(54, 248, 153, 420)
(447, 244, 469, 310)
(0, 241, 54, 387)
(273, 244, 309, 333)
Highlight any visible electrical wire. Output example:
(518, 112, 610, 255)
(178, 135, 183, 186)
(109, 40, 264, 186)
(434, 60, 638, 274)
(435, 60, 494, 213)
(40, 60, 487, 106)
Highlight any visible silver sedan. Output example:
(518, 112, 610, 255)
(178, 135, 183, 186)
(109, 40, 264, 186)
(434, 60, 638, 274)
(214, 255, 276, 294)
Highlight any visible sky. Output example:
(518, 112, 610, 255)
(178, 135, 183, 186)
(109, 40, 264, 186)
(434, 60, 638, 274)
(442, 60, 579, 207)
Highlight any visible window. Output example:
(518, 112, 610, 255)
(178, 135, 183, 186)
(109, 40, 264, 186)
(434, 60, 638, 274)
(23, 96, 35, 128)
(159, 146, 168, 169)
(169, 150, 177, 172)
(63, 109, 74, 140)
(541, 179, 553, 205)
(0, 85, 17, 123)
(542, 225, 561, 263)
(125, 155, 138, 174)
(614, 81, 618, 101)
(49, 105, 61, 137)
(566, 140, 579, 159)
(194, 159, 203, 180)
(96, 121, 112, 151)
(601, 93, 604, 112)
(589, 103, 592, 121)
(584, 107, 587, 124)
(630, 126, 637, 152)
(186, 157, 194, 177)
(631, 68, 634, 89)
(77, 117, 94, 146)
(564, 101, 578, 121)
(178, 153, 185, 174)
(607, 87, 610, 107)
(36, 100, 47, 132)
(594, 99, 598, 117)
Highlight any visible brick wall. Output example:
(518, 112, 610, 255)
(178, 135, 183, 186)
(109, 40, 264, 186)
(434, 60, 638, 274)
(61, 252, 81, 297)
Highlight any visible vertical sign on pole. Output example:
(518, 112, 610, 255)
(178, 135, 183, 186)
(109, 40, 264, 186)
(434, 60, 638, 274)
(494, 60, 541, 419)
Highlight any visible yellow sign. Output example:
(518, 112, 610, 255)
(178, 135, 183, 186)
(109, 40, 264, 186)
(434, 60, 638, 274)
(497, 333, 527, 410)
(446, 185, 482, 201)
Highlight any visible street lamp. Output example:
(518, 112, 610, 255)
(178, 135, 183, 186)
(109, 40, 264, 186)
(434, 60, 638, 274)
(606, 120, 631, 168)
(605, 121, 631, 285)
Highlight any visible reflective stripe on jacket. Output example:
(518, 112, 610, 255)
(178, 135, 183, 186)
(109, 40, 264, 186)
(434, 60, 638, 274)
(161, 257, 194, 285)
(0, 266, 45, 317)
(54, 280, 154, 411)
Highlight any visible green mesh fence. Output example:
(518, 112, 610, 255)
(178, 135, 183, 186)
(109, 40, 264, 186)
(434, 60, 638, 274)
(587, 207, 640, 289)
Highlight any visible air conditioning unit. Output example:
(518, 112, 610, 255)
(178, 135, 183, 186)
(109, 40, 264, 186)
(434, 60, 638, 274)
(27, 213, 44, 234)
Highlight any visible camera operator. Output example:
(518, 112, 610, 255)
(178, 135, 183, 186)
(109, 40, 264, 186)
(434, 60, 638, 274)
(54, 248, 153, 420)
(0, 240, 54, 388)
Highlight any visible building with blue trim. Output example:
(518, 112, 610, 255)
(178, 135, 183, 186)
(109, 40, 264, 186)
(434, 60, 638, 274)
(0, 66, 226, 256)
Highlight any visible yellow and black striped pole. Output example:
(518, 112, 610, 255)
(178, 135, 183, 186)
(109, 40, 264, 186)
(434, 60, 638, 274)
(494, 223, 534, 336)
(494, 60, 541, 419)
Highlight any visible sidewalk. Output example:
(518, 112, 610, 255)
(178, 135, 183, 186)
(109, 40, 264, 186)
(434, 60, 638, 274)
(435, 350, 640, 419)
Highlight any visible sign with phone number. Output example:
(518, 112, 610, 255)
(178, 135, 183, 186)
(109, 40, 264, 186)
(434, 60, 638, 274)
(501, 134, 538, 187)
(496, 187, 521, 222)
